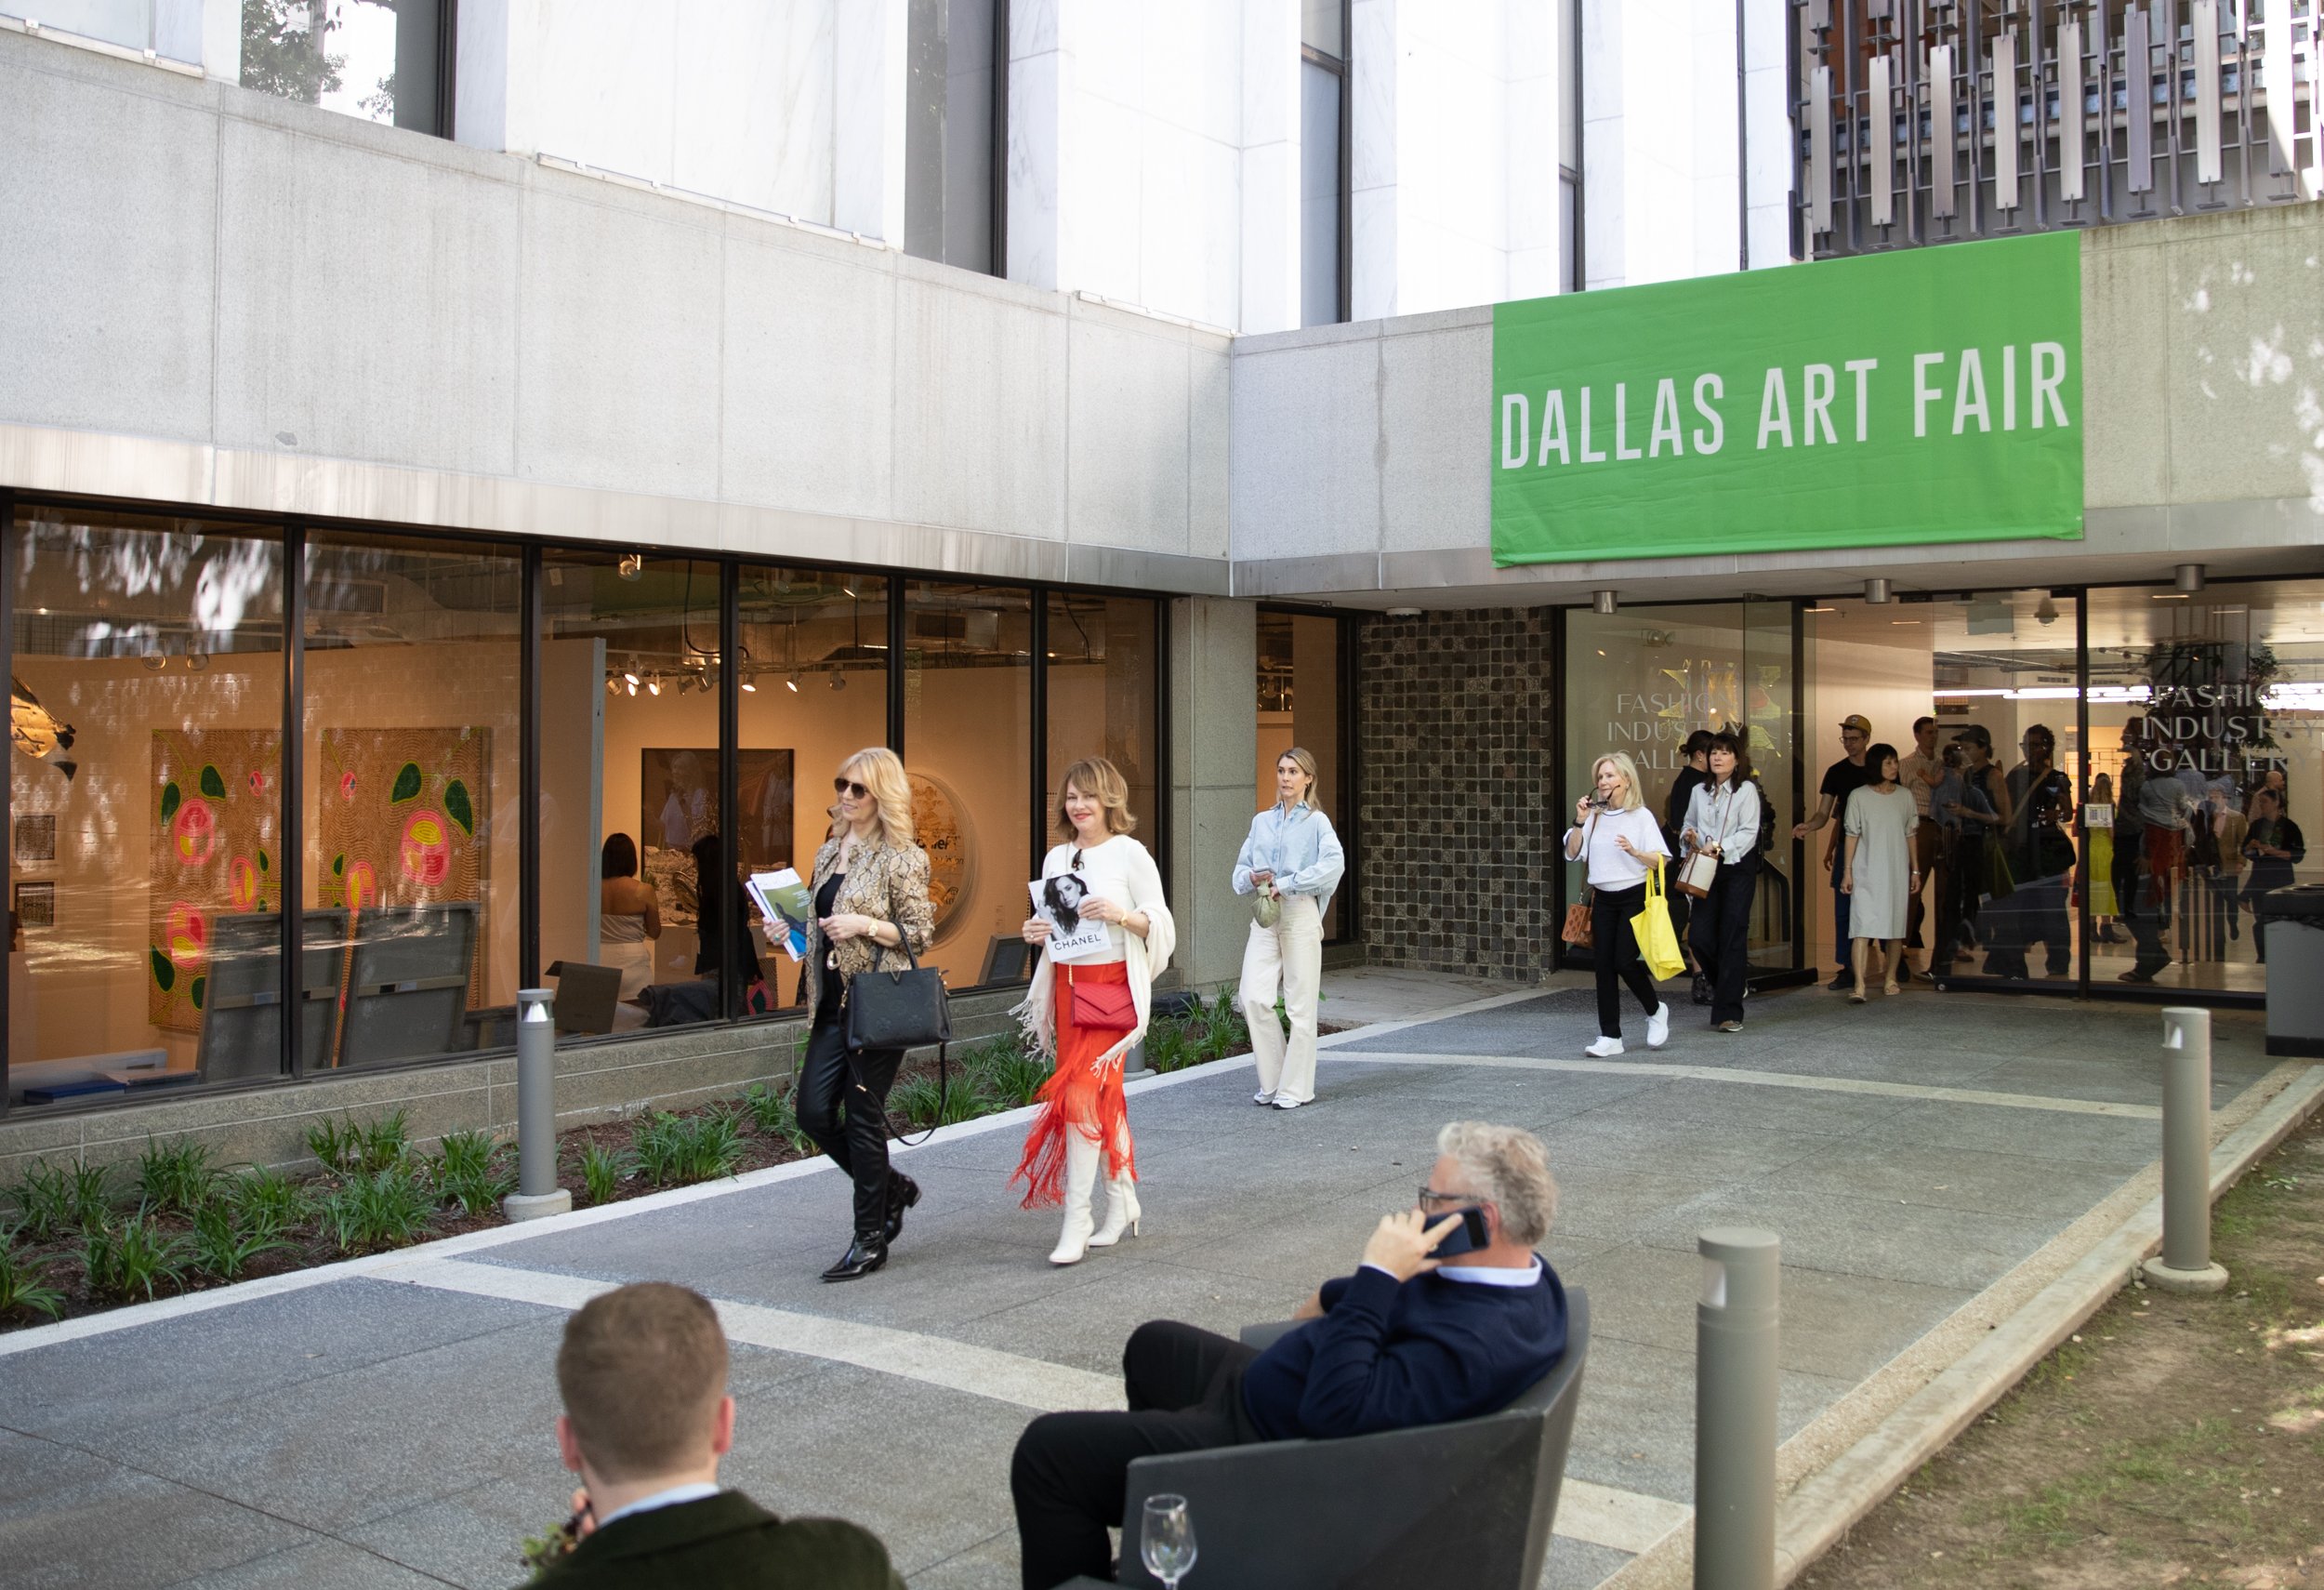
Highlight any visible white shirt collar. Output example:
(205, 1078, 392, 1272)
(595, 1481, 722, 1530)
(1436, 1256, 1544, 1288)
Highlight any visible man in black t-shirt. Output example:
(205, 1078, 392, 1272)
(1793, 714, 1873, 989)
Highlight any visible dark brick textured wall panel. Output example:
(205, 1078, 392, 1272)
(1358, 609, 1558, 981)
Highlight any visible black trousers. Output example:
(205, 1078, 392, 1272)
(1590, 882, 1662, 1039)
(1011, 1320, 1261, 1590)
(796, 1014, 905, 1238)
(1687, 855, 1758, 1024)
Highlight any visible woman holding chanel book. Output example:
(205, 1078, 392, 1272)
(790, 748, 935, 1283)
(1015, 757, 1176, 1266)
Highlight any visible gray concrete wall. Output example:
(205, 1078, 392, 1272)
(0, 988, 1026, 1181)
(1230, 204, 2324, 605)
(0, 29, 1229, 593)
(1167, 595, 1260, 993)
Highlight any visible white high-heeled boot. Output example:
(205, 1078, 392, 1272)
(1048, 1133, 1101, 1265)
(1088, 1173, 1142, 1247)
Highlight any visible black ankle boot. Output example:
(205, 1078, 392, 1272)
(884, 1173, 921, 1245)
(821, 1232, 888, 1282)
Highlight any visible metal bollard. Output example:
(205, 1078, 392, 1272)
(503, 987, 573, 1222)
(1696, 1228, 1779, 1590)
(1121, 1038, 1152, 1080)
(2140, 1007, 2227, 1293)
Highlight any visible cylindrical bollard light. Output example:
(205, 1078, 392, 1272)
(2141, 1007, 2227, 1293)
(503, 987, 573, 1222)
(1697, 1227, 1779, 1590)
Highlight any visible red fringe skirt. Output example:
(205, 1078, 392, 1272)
(1011, 961, 1136, 1208)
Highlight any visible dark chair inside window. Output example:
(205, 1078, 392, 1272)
(545, 960, 624, 1036)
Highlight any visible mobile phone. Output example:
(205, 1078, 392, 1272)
(1427, 1206, 1490, 1259)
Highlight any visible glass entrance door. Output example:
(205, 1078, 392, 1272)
(1561, 600, 1804, 985)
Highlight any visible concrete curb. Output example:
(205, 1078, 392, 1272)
(1599, 1058, 2324, 1589)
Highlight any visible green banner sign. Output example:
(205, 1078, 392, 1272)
(1490, 232, 2083, 566)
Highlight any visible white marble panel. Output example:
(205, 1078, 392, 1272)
(1580, 0, 1624, 125)
(833, 0, 905, 241)
(1230, 337, 1382, 561)
(720, 232, 895, 521)
(1072, 0, 1144, 111)
(1744, 61, 1792, 214)
(1583, 131, 1626, 287)
(1243, 0, 1300, 149)
(215, 121, 521, 477)
(1240, 138, 1301, 335)
(673, 0, 832, 220)
(1067, 311, 1191, 554)
(1350, 0, 1399, 194)
(1742, 0, 1786, 73)
(1066, 89, 1146, 302)
(1747, 203, 1791, 271)
(1139, 119, 1203, 322)
(1508, 244, 1558, 301)
(514, 185, 722, 501)
(1142, 0, 1241, 147)
(453, 0, 511, 151)
(1007, 42, 1063, 287)
(522, 0, 678, 178)
(1507, 74, 1556, 255)
(1011, 0, 1061, 57)
(891, 276, 1068, 538)
(1352, 183, 1399, 320)
(1381, 321, 1491, 551)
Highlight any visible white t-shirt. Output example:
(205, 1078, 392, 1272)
(1568, 805, 1669, 890)
(1040, 835, 1161, 965)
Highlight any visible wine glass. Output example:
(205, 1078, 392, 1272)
(1140, 1492, 1197, 1588)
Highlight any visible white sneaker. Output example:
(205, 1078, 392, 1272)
(1583, 1036, 1626, 1058)
(1252, 1089, 1275, 1106)
(1645, 1002, 1671, 1050)
(1273, 1096, 1308, 1110)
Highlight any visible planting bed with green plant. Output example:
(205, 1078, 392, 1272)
(0, 989, 1277, 1331)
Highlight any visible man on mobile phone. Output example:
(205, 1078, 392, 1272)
(1009, 1122, 1570, 1590)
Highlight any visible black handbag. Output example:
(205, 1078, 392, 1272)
(842, 941, 952, 1144)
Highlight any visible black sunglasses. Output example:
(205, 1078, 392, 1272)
(833, 777, 870, 800)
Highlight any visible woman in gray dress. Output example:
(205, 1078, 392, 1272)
(1842, 743, 1920, 1002)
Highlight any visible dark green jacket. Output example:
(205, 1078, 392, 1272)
(522, 1491, 905, 1590)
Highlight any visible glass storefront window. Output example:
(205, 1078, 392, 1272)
(302, 533, 522, 1068)
(1255, 611, 1351, 939)
(738, 568, 891, 1012)
(1564, 601, 1801, 976)
(9, 509, 284, 1106)
(904, 581, 1032, 989)
(1047, 591, 1160, 855)
(540, 551, 732, 1031)
(2080, 583, 2324, 996)
(1880, 592, 2084, 990)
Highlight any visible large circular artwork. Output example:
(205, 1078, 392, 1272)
(908, 771, 972, 941)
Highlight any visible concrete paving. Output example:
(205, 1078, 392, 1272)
(0, 975, 2308, 1589)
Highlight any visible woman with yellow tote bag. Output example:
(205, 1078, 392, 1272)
(1631, 862, 1688, 983)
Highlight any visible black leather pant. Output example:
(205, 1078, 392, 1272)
(1011, 1320, 1261, 1590)
(796, 1014, 904, 1238)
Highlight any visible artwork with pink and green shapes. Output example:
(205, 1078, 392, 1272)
(149, 728, 281, 1031)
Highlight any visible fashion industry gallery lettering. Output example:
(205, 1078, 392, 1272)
(1489, 232, 2084, 566)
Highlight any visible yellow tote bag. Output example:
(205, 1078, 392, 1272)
(1631, 862, 1688, 982)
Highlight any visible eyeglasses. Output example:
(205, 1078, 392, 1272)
(1418, 1186, 1483, 1210)
(1071, 849, 1085, 872)
(833, 778, 870, 800)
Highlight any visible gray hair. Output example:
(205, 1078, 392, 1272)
(1436, 1121, 1558, 1247)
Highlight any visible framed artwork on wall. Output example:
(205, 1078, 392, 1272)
(13, 814, 56, 864)
(14, 880, 54, 928)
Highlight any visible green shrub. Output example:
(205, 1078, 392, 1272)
(890, 1068, 990, 1130)
(190, 1200, 293, 1283)
(631, 1111, 746, 1187)
(81, 1213, 192, 1303)
(65, 1162, 113, 1230)
(8, 1161, 75, 1242)
(577, 1142, 633, 1205)
(307, 1110, 411, 1175)
(136, 1136, 219, 1216)
(739, 1083, 816, 1154)
(429, 1130, 516, 1216)
(960, 1036, 1049, 1109)
(1142, 1023, 1195, 1074)
(0, 1239, 65, 1321)
(224, 1165, 314, 1238)
(318, 1165, 435, 1255)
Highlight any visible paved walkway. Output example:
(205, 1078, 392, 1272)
(0, 977, 2308, 1589)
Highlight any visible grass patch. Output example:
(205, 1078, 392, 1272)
(136, 1136, 220, 1216)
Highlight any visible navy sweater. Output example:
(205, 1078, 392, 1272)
(1237, 1261, 1568, 1442)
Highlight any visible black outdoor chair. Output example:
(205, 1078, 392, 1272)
(1115, 1285, 1591, 1589)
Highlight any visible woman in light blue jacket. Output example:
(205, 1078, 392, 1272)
(1233, 747, 1346, 1108)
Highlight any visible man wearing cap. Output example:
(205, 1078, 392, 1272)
(1793, 715, 1874, 990)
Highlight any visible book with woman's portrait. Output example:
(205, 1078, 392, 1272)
(1029, 875, 1111, 963)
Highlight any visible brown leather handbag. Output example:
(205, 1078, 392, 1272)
(1561, 812, 1597, 947)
